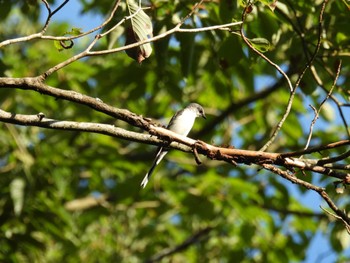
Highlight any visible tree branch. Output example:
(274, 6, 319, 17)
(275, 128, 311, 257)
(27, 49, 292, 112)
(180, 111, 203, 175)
(239, 0, 328, 152)
(239, 3, 295, 152)
(0, 109, 154, 145)
(0, 77, 151, 130)
(40, 4, 241, 77)
(0, 0, 122, 48)
(262, 164, 350, 230)
(1, 101, 349, 184)
(1, 102, 350, 228)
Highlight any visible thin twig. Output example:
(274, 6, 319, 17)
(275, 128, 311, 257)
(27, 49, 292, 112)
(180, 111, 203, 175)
(196, 72, 289, 138)
(283, 157, 349, 180)
(262, 164, 350, 231)
(88, 21, 242, 56)
(0, 0, 122, 48)
(320, 207, 350, 235)
(280, 139, 350, 157)
(284, 1, 350, 142)
(100, 2, 146, 38)
(177, 22, 243, 33)
(259, 0, 328, 152)
(2, 0, 239, 79)
(303, 60, 342, 151)
(262, 164, 324, 191)
(317, 149, 350, 166)
(240, 3, 296, 151)
(41, 0, 71, 33)
(293, 0, 327, 89)
(298, 158, 350, 170)
(239, 3, 294, 93)
(310, 65, 350, 138)
(40, 1, 241, 78)
(238, 2, 296, 152)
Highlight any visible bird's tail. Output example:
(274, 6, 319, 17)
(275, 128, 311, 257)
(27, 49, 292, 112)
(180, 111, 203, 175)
(140, 166, 156, 188)
(141, 149, 168, 188)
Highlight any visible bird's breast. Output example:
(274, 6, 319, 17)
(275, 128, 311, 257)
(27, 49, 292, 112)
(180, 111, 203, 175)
(168, 111, 196, 136)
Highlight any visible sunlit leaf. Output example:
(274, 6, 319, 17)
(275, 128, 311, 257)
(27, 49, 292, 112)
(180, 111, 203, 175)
(64, 27, 83, 36)
(248, 37, 271, 52)
(54, 40, 63, 51)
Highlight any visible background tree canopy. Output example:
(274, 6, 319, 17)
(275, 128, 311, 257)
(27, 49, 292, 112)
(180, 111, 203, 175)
(0, 0, 350, 262)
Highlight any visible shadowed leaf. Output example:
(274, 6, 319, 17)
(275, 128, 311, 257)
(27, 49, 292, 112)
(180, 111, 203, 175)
(125, 0, 153, 63)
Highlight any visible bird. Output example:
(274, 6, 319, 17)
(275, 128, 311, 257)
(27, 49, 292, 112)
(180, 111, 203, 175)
(141, 103, 206, 188)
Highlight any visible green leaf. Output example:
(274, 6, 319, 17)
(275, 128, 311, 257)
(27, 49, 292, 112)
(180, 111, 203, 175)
(53, 28, 82, 51)
(248, 37, 271, 52)
(54, 40, 64, 51)
(218, 35, 245, 68)
(335, 32, 347, 44)
(62, 27, 83, 36)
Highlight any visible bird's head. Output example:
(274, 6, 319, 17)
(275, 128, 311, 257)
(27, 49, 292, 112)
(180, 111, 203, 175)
(188, 103, 206, 119)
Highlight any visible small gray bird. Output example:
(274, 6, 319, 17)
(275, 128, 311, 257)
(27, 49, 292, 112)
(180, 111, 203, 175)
(141, 103, 206, 188)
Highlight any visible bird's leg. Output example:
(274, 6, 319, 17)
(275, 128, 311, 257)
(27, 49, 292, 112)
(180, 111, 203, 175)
(193, 140, 208, 165)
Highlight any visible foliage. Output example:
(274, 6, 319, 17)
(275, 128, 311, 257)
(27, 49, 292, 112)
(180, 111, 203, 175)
(0, 0, 349, 262)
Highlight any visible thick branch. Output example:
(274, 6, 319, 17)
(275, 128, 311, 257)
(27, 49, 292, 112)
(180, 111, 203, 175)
(1, 103, 349, 183)
(0, 77, 151, 130)
(1, 105, 350, 230)
(0, 109, 153, 145)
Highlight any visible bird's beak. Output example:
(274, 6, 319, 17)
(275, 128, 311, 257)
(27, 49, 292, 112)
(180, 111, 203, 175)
(202, 113, 206, 119)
